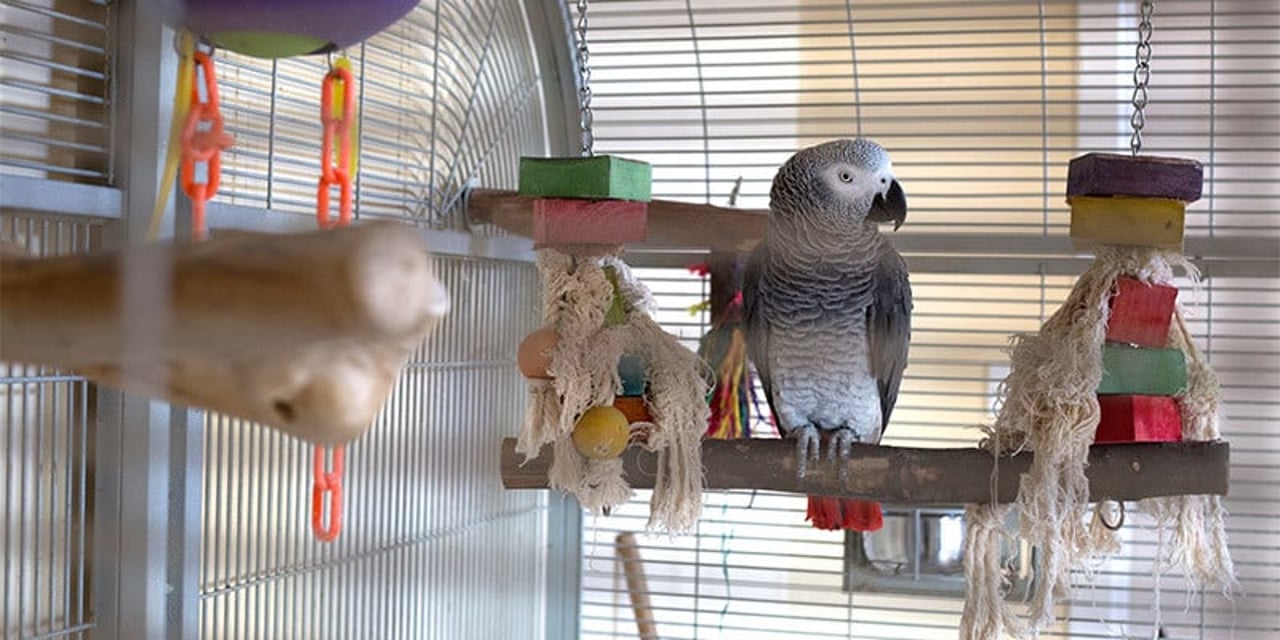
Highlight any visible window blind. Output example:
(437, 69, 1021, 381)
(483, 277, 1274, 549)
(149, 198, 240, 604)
(0, 0, 112, 183)
(576, 1, 1279, 638)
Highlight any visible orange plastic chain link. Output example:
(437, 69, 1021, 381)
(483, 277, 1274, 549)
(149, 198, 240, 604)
(310, 61, 358, 543)
(316, 65, 355, 229)
(310, 446, 345, 542)
(179, 51, 233, 241)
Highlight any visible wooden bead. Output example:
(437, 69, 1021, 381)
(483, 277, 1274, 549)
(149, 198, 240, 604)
(1069, 196, 1185, 250)
(1098, 345, 1187, 396)
(518, 155, 653, 202)
(532, 198, 648, 245)
(1095, 395, 1182, 443)
(517, 326, 559, 379)
(1107, 277, 1178, 348)
(1067, 152, 1203, 202)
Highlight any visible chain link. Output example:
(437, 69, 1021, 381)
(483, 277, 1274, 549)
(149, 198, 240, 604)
(1130, 0, 1155, 155)
(576, 0, 594, 157)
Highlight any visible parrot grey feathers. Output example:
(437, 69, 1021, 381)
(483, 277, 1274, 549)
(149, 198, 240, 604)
(743, 138, 913, 511)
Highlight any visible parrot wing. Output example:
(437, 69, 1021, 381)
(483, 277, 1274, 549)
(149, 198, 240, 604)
(741, 242, 779, 427)
(866, 245, 913, 432)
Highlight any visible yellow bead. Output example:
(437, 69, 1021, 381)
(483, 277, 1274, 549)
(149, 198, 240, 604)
(571, 406, 630, 459)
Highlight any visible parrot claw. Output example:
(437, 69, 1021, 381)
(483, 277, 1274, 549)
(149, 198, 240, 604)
(793, 425, 821, 478)
(829, 428, 858, 484)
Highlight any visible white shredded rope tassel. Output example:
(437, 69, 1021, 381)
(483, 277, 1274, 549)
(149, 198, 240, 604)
(961, 246, 1235, 639)
(518, 247, 707, 532)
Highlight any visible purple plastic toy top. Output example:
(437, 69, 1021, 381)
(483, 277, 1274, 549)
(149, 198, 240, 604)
(161, 0, 418, 52)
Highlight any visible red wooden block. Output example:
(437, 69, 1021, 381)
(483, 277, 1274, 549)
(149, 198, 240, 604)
(1094, 395, 1183, 444)
(1106, 276, 1178, 348)
(532, 198, 647, 245)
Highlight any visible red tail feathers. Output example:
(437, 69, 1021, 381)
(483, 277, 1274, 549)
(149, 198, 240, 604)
(806, 495, 884, 532)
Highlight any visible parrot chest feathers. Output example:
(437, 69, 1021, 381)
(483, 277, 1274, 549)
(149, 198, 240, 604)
(765, 315, 882, 440)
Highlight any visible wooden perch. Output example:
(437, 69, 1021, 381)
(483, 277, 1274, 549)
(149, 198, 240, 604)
(616, 532, 659, 640)
(467, 188, 767, 252)
(1, 222, 450, 445)
(500, 438, 1229, 504)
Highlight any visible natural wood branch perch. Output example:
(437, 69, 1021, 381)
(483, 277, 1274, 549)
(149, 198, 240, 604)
(501, 438, 1229, 503)
(467, 188, 768, 252)
(1, 222, 450, 445)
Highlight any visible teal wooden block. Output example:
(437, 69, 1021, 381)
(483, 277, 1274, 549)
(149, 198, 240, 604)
(1098, 345, 1187, 396)
(518, 155, 653, 202)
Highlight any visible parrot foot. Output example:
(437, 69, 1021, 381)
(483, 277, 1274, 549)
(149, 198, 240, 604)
(793, 425, 821, 478)
(828, 428, 858, 484)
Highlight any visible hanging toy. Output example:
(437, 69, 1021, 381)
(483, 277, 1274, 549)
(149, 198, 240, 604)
(511, 0, 706, 533)
(148, 33, 235, 243)
(960, 3, 1234, 636)
(310, 55, 361, 543)
(690, 258, 754, 440)
(161, 0, 417, 59)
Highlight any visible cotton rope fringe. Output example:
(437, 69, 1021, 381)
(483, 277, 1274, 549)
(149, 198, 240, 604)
(960, 246, 1235, 640)
(516, 248, 707, 533)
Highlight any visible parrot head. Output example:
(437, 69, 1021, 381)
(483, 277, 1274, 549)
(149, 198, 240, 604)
(769, 138, 908, 231)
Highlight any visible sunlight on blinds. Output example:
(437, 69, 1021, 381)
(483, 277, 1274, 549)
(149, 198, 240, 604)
(577, 1, 1280, 638)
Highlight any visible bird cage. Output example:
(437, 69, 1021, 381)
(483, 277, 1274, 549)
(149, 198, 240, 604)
(3, 2, 1279, 640)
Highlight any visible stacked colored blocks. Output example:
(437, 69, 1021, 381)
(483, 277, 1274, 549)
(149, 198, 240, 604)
(1070, 152, 1202, 444)
(1067, 152, 1201, 250)
(518, 155, 654, 245)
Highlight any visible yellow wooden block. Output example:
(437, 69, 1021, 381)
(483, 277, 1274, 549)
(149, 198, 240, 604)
(1069, 196, 1186, 249)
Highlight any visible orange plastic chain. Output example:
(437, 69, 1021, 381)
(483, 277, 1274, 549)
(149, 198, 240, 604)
(310, 446, 345, 542)
(316, 64, 355, 229)
(310, 60, 358, 543)
(179, 51, 233, 241)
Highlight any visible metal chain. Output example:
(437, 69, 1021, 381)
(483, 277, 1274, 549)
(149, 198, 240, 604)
(1130, 0, 1155, 155)
(576, 0, 594, 157)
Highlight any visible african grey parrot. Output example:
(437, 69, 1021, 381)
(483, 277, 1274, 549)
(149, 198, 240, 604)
(742, 138, 912, 532)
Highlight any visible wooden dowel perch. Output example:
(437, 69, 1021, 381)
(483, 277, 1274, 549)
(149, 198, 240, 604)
(1, 222, 450, 445)
(615, 533, 659, 640)
(467, 188, 768, 252)
(501, 438, 1229, 504)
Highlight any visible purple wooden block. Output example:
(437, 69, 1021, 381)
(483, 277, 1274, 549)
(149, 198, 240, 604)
(1066, 153, 1203, 203)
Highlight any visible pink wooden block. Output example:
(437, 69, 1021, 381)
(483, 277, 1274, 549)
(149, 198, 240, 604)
(532, 198, 648, 245)
(1107, 277, 1178, 348)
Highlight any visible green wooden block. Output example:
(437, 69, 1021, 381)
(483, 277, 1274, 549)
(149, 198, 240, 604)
(518, 155, 652, 202)
(1098, 345, 1187, 396)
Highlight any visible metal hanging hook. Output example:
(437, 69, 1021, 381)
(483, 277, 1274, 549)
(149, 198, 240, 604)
(576, 0, 594, 157)
(1130, 0, 1155, 156)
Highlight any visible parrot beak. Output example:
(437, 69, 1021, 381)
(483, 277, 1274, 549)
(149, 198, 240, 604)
(868, 179, 907, 231)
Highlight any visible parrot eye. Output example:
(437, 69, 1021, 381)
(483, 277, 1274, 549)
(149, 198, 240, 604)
(838, 171, 854, 183)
